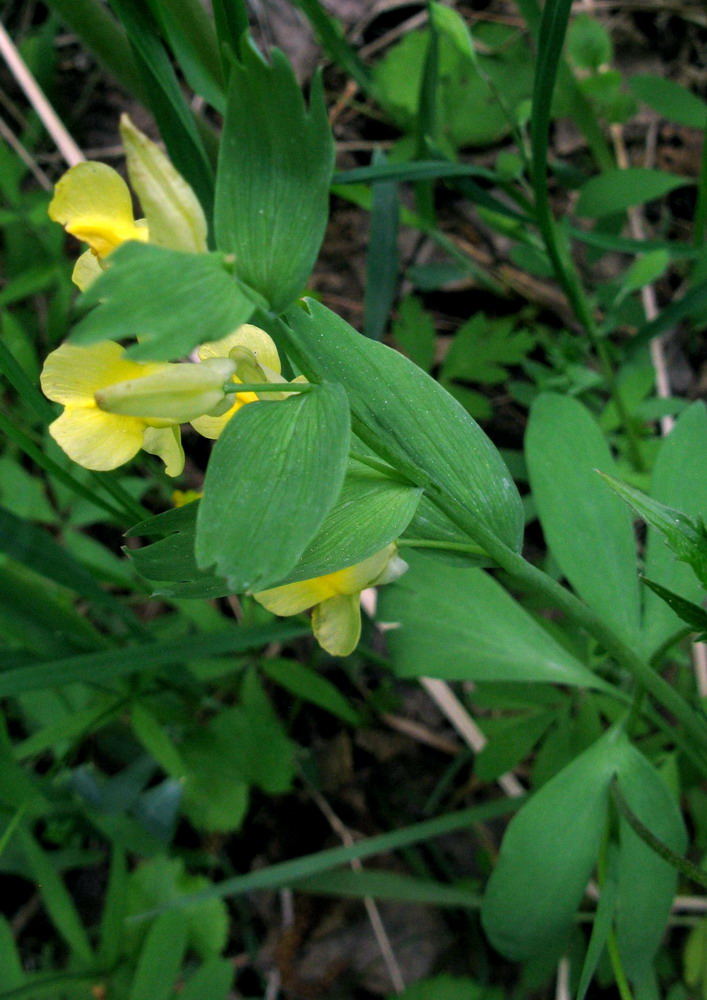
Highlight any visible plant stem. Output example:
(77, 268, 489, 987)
(429, 487, 707, 761)
(222, 382, 312, 394)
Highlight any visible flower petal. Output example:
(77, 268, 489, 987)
(49, 406, 144, 471)
(253, 575, 338, 616)
(198, 324, 281, 374)
(328, 544, 400, 596)
(49, 162, 146, 257)
(312, 593, 362, 656)
(120, 114, 208, 254)
(143, 426, 185, 477)
(40, 341, 155, 405)
(190, 395, 255, 440)
(72, 249, 104, 291)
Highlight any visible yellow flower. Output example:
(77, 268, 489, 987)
(48, 114, 207, 290)
(253, 544, 408, 656)
(191, 324, 304, 440)
(41, 341, 235, 475)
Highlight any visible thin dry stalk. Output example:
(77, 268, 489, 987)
(304, 779, 406, 993)
(0, 114, 51, 189)
(420, 678, 525, 798)
(0, 20, 83, 166)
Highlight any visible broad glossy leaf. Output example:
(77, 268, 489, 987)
(215, 40, 334, 311)
(642, 403, 707, 655)
(526, 394, 641, 644)
(378, 552, 608, 688)
(273, 463, 421, 585)
(575, 168, 691, 218)
(72, 244, 256, 360)
(614, 745, 687, 982)
(196, 385, 350, 591)
(481, 727, 630, 960)
(283, 300, 523, 551)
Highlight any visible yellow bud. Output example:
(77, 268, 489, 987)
(120, 114, 208, 253)
(96, 357, 236, 423)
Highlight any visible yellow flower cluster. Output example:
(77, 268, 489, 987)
(41, 117, 407, 656)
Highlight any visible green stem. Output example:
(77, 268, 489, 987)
(222, 382, 312, 394)
(611, 779, 707, 889)
(429, 487, 707, 762)
(607, 930, 636, 1000)
(398, 538, 487, 558)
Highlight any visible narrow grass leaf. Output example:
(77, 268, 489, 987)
(0, 625, 308, 697)
(215, 40, 334, 311)
(576, 846, 619, 1000)
(263, 659, 361, 725)
(294, 0, 373, 95)
(295, 869, 481, 908)
(17, 828, 93, 963)
(107, 0, 215, 220)
(145, 0, 224, 112)
(196, 386, 350, 591)
(97, 846, 127, 967)
(526, 394, 642, 645)
(0, 916, 24, 990)
(364, 150, 400, 340)
(282, 301, 524, 552)
(72, 244, 256, 360)
(128, 798, 520, 919)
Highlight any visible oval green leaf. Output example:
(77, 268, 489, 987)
(575, 168, 692, 218)
(630, 74, 707, 129)
(196, 385, 350, 591)
(378, 551, 609, 689)
(526, 394, 641, 645)
(481, 727, 630, 960)
(283, 300, 524, 552)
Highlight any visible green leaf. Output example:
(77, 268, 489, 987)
(372, 23, 534, 149)
(144, 0, 224, 112)
(0, 915, 25, 990)
(630, 74, 707, 129)
(97, 847, 128, 968)
(17, 828, 93, 962)
(568, 13, 612, 70)
(525, 394, 641, 644)
(391, 295, 436, 373)
(378, 552, 609, 688)
(576, 845, 620, 1000)
(474, 712, 555, 782)
(271, 462, 421, 586)
(296, 869, 480, 910)
(127, 858, 227, 961)
(180, 959, 234, 1000)
(282, 301, 524, 552)
(642, 404, 707, 654)
(180, 672, 295, 831)
(614, 745, 688, 981)
(641, 578, 707, 637)
(72, 244, 256, 360)
(394, 975, 498, 1000)
(215, 40, 334, 311)
(195, 385, 350, 591)
(129, 909, 188, 1000)
(0, 625, 308, 697)
(481, 727, 630, 960)
(364, 149, 399, 341)
(575, 168, 692, 218)
(440, 313, 535, 386)
(621, 249, 670, 294)
(262, 658, 361, 725)
(599, 471, 707, 588)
